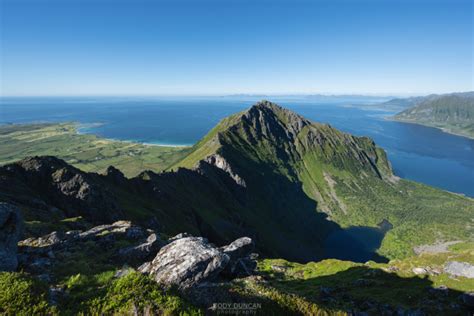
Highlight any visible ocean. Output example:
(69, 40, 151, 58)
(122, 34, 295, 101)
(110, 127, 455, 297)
(1, 96, 474, 197)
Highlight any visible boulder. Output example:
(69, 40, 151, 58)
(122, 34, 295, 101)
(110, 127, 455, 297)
(138, 236, 230, 289)
(0, 203, 23, 271)
(20, 231, 65, 249)
(412, 267, 427, 275)
(0, 156, 123, 223)
(78, 220, 146, 240)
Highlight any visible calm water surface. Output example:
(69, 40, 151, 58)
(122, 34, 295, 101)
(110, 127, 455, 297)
(1, 96, 473, 197)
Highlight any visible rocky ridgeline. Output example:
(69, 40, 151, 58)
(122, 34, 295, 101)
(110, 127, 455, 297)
(0, 156, 123, 223)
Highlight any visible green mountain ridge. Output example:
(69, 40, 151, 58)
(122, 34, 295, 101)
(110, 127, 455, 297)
(2, 101, 472, 263)
(392, 92, 474, 138)
(171, 100, 473, 258)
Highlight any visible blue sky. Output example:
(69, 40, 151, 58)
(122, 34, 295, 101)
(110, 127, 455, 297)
(0, 0, 472, 96)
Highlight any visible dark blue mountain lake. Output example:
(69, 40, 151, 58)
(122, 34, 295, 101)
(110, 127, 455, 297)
(1, 96, 474, 198)
(324, 220, 393, 263)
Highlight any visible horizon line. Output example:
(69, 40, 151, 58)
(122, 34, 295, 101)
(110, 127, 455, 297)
(1, 90, 473, 99)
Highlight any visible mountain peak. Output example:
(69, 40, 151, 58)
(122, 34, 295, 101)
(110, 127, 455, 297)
(242, 100, 312, 137)
(174, 101, 394, 184)
(253, 99, 283, 110)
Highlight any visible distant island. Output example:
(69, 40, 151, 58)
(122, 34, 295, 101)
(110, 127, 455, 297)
(389, 91, 474, 139)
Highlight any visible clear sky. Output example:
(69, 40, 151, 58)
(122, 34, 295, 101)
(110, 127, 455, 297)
(0, 0, 472, 96)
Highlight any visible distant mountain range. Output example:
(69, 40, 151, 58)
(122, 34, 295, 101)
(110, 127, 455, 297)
(389, 92, 474, 138)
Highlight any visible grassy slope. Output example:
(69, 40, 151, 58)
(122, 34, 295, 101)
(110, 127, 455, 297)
(0, 238, 203, 315)
(2, 240, 471, 315)
(169, 111, 244, 170)
(172, 102, 474, 260)
(0, 123, 191, 177)
(256, 241, 474, 314)
(296, 135, 473, 259)
(3, 107, 472, 261)
(393, 94, 474, 139)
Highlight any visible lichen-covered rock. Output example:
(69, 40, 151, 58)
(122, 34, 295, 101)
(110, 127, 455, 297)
(412, 267, 427, 275)
(20, 231, 65, 248)
(18, 220, 148, 273)
(0, 203, 23, 271)
(78, 220, 145, 240)
(138, 237, 230, 289)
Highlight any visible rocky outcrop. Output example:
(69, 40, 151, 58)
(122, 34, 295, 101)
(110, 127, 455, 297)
(0, 156, 122, 223)
(139, 236, 255, 289)
(202, 154, 246, 187)
(18, 221, 156, 275)
(104, 166, 127, 185)
(78, 220, 145, 240)
(138, 237, 230, 289)
(0, 203, 23, 271)
(444, 261, 474, 279)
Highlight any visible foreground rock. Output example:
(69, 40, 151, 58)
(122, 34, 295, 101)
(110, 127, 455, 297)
(139, 235, 255, 289)
(18, 221, 158, 274)
(0, 203, 23, 271)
